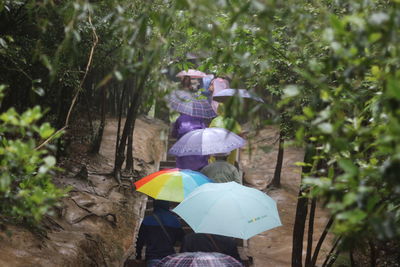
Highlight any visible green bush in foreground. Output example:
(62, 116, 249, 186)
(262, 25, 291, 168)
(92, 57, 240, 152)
(0, 86, 67, 225)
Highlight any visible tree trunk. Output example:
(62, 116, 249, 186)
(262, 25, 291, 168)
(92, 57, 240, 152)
(114, 67, 150, 182)
(305, 198, 317, 266)
(83, 73, 94, 137)
(90, 84, 107, 154)
(349, 249, 355, 267)
(125, 78, 137, 173)
(291, 145, 315, 267)
(270, 130, 284, 187)
(322, 237, 341, 267)
(369, 240, 376, 267)
(311, 216, 334, 266)
(115, 83, 127, 161)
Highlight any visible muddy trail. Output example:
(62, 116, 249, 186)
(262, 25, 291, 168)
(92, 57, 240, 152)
(240, 125, 332, 266)
(0, 116, 169, 267)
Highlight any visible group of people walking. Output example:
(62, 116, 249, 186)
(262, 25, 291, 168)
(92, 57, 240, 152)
(135, 71, 245, 266)
(136, 200, 242, 266)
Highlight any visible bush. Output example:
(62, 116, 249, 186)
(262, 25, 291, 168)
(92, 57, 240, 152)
(0, 85, 67, 225)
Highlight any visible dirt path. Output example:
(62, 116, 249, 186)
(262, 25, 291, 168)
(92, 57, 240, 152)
(241, 126, 332, 267)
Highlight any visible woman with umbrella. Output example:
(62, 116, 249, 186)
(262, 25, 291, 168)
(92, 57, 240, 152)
(167, 70, 217, 170)
(171, 113, 209, 171)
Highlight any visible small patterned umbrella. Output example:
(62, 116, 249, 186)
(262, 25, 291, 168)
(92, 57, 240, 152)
(156, 252, 243, 267)
(176, 69, 207, 78)
(213, 89, 264, 103)
(166, 90, 217, 119)
(168, 128, 245, 156)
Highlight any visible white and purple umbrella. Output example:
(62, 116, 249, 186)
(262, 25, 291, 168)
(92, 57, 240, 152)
(168, 128, 245, 156)
(213, 88, 264, 103)
(166, 90, 217, 119)
(176, 69, 207, 78)
(156, 252, 243, 267)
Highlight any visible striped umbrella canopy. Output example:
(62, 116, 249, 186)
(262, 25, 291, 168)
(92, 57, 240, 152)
(168, 128, 245, 156)
(134, 168, 213, 202)
(155, 252, 242, 267)
(166, 90, 217, 119)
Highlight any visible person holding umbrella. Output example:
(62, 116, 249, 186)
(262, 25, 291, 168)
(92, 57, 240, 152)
(180, 233, 242, 263)
(136, 200, 184, 267)
(208, 103, 242, 166)
(171, 113, 209, 171)
(166, 87, 217, 171)
(176, 69, 207, 93)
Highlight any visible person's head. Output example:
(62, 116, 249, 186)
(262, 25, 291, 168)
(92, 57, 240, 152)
(153, 200, 170, 211)
(208, 78, 216, 93)
(212, 78, 230, 93)
(181, 76, 192, 89)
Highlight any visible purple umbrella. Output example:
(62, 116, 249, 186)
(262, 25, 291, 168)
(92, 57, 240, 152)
(168, 128, 245, 156)
(166, 90, 217, 119)
(156, 252, 243, 267)
(212, 89, 264, 103)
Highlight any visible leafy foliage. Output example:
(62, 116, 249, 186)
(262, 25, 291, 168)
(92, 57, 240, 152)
(0, 86, 67, 225)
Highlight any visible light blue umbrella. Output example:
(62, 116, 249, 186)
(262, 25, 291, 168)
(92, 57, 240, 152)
(173, 182, 282, 239)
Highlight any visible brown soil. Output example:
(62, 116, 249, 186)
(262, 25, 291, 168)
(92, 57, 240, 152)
(0, 116, 168, 267)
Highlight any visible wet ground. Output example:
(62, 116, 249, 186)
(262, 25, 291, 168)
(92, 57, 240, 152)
(240, 125, 332, 267)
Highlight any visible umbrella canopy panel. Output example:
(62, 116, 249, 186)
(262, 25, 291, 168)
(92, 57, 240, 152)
(176, 69, 207, 78)
(156, 252, 243, 267)
(168, 128, 245, 156)
(173, 182, 282, 239)
(134, 169, 213, 203)
(166, 90, 217, 119)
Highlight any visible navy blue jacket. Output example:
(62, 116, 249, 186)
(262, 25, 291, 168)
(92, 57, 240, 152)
(180, 233, 241, 262)
(136, 208, 184, 260)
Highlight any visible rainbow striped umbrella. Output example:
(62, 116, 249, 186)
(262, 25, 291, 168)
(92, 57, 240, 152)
(134, 168, 213, 202)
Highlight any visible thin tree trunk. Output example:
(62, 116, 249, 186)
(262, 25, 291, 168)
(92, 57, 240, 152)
(369, 240, 376, 267)
(90, 84, 107, 154)
(115, 83, 126, 161)
(305, 198, 317, 266)
(349, 249, 355, 267)
(292, 145, 315, 267)
(83, 74, 94, 137)
(270, 130, 284, 187)
(125, 78, 137, 173)
(311, 216, 334, 266)
(114, 67, 150, 182)
(292, 191, 309, 267)
(322, 237, 341, 267)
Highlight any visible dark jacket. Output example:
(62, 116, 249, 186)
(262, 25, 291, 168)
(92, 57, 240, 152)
(136, 208, 184, 260)
(180, 233, 241, 262)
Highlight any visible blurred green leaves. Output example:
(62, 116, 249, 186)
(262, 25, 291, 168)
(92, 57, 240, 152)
(0, 86, 67, 225)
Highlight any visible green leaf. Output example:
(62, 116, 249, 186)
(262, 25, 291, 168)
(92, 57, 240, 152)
(39, 123, 54, 139)
(282, 85, 299, 98)
(386, 76, 400, 100)
(338, 159, 358, 177)
(43, 156, 56, 167)
(318, 122, 333, 134)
